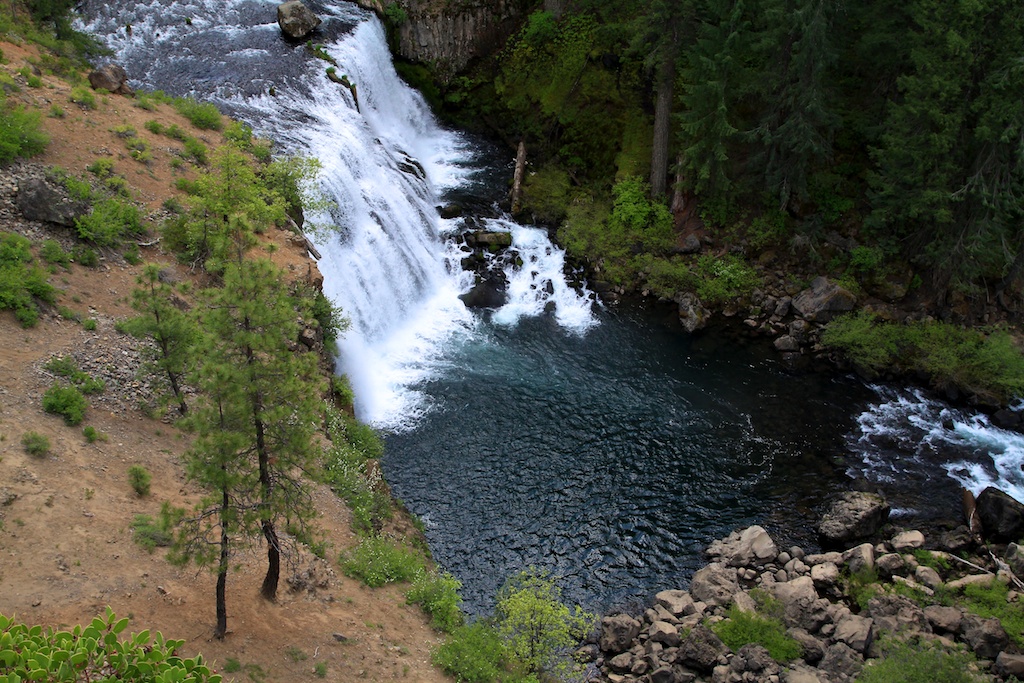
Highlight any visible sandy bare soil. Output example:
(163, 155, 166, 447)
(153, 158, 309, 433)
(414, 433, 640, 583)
(0, 38, 450, 683)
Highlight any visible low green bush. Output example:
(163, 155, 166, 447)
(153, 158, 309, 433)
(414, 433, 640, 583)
(856, 637, 983, 683)
(41, 240, 71, 269)
(340, 536, 424, 587)
(172, 97, 223, 131)
(44, 355, 105, 394)
(407, 570, 464, 633)
(710, 606, 801, 662)
(127, 464, 152, 496)
(21, 430, 51, 456)
(130, 512, 173, 552)
(0, 610, 221, 683)
(432, 622, 528, 683)
(0, 231, 56, 327)
(693, 254, 760, 305)
(0, 93, 49, 162)
(183, 137, 208, 165)
(75, 197, 143, 247)
(69, 85, 97, 109)
(42, 384, 88, 425)
(960, 581, 1024, 647)
(83, 425, 107, 443)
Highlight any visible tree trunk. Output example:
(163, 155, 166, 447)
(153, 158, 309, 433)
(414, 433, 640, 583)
(650, 49, 676, 198)
(260, 519, 280, 601)
(510, 140, 527, 215)
(214, 483, 230, 639)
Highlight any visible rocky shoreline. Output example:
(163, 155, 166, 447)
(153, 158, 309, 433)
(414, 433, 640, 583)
(585, 491, 1024, 683)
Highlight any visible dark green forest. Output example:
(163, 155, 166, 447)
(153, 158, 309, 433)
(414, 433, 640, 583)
(413, 0, 1024, 313)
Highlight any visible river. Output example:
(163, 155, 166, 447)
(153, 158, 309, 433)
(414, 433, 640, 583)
(80, 0, 1024, 615)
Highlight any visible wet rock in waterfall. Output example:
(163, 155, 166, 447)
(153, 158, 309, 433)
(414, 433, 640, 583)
(88, 63, 133, 95)
(792, 276, 857, 323)
(975, 486, 1024, 542)
(991, 407, 1023, 431)
(17, 177, 90, 226)
(817, 491, 890, 545)
(277, 1, 321, 39)
(464, 230, 513, 249)
(438, 203, 463, 219)
(396, 154, 426, 180)
(460, 274, 507, 308)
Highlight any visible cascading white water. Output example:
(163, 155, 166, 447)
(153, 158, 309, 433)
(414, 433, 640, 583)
(79, 1, 596, 429)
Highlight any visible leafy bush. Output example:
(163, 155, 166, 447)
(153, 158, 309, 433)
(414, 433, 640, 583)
(42, 384, 87, 425)
(710, 606, 801, 662)
(40, 239, 71, 267)
(143, 119, 164, 135)
(87, 157, 116, 178)
(432, 622, 529, 683)
(83, 425, 107, 443)
(76, 198, 143, 246)
(69, 85, 97, 109)
(0, 94, 49, 162)
(857, 637, 983, 683)
(183, 137, 208, 165)
(693, 254, 760, 305)
(172, 97, 223, 130)
(494, 568, 593, 677)
(127, 464, 152, 496)
(0, 231, 56, 327)
(224, 120, 253, 145)
(960, 581, 1024, 647)
(131, 512, 173, 552)
(44, 355, 105, 393)
(407, 570, 464, 632)
(0, 609, 221, 683)
(21, 430, 51, 456)
(340, 536, 424, 587)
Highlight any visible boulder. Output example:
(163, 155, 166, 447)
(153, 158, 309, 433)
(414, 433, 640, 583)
(923, 605, 962, 634)
(600, 614, 641, 654)
(785, 627, 825, 664)
(913, 565, 942, 590)
(676, 293, 710, 333)
(962, 615, 1010, 660)
(833, 615, 874, 654)
(946, 573, 997, 591)
(784, 664, 827, 683)
(675, 625, 726, 673)
(706, 525, 779, 568)
(648, 621, 681, 647)
(769, 576, 831, 633)
(277, 1, 321, 39)
(774, 335, 800, 352)
(689, 563, 739, 608)
(818, 492, 890, 545)
(729, 644, 778, 676)
(464, 230, 513, 249)
(17, 178, 90, 227)
(994, 652, 1024, 680)
(1006, 542, 1024, 578)
(866, 594, 928, 634)
(607, 651, 634, 674)
(679, 234, 702, 254)
(792, 276, 856, 323)
(649, 665, 676, 683)
(874, 553, 906, 579)
(810, 562, 841, 598)
(818, 642, 864, 682)
(87, 64, 133, 95)
(459, 277, 506, 308)
(975, 486, 1024, 543)
(891, 530, 925, 551)
(655, 590, 698, 617)
(843, 543, 875, 576)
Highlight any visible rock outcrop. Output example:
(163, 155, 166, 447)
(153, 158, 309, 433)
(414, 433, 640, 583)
(976, 486, 1024, 543)
(277, 1, 321, 39)
(87, 64, 133, 95)
(16, 178, 90, 227)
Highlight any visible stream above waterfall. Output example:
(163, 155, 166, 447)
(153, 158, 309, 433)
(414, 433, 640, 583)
(80, 0, 1024, 617)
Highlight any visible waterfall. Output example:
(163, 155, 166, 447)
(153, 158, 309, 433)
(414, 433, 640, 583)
(80, 0, 596, 430)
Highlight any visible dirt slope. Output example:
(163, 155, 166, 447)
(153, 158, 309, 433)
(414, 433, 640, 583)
(0, 39, 449, 683)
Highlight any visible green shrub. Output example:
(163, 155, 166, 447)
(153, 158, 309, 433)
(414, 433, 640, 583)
(49, 104, 65, 118)
(164, 123, 188, 141)
(322, 411, 390, 535)
(172, 97, 223, 130)
(183, 136, 208, 165)
(0, 610, 221, 683)
(112, 124, 137, 138)
(73, 245, 99, 267)
(710, 606, 801, 662)
(87, 157, 116, 178)
(144, 119, 164, 135)
(0, 232, 56, 326)
(21, 430, 50, 456)
(693, 254, 760, 305)
(69, 85, 97, 109)
(432, 622, 528, 683)
(640, 256, 695, 299)
(127, 464, 152, 496)
(340, 536, 424, 587)
(83, 317, 97, 330)
(856, 637, 983, 683)
(130, 512, 173, 552)
(83, 425, 107, 443)
(0, 94, 49, 162)
(960, 581, 1024, 647)
(224, 120, 253, 145)
(494, 568, 593, 677)
(42, 384, 88, 425)
(76, 198, 143, 246)
(407, 570, 464, 632)
(44, 355, 105, 393)
(40, 239, 72, 267)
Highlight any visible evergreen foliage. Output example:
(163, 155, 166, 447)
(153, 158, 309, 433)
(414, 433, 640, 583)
(0, 231, 55, 327)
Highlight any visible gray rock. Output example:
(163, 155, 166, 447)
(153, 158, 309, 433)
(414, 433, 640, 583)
(459, 279, 507, 308)
(962, 615, 1010, 660)
(774, 335, 800, 352)
(608, 651, 634, 673)
(675, 625, 726, 673)
(676, 293, 711, 333)
(732, 590, 757, 614)
(810, 562, 840, 598)
(913, 565, 942, 589)
(792, 276, 856, 323)
(465, 230, 513, 249)
(277, 1, 322, 39)
(730, 644, 777, 675)
(866, 594, 929, 634)
(874, 553, 906, 579)
(648, 621, 681, 647)
(994, 652, 1024, 679)
(833, 615, 874, 654)
(655, 590, 697, 617)
(891, 530, 925, 551)
(16, 178, 90, 226)
(818, 642, 863, 682)
(690, 563, 739, 608)
(785, 627, 825, 664)
(706, 525, 779, 568)
(87, 64, 133, 95)
(976, 486, 1024, 543)
(600, 614, 642, 654)
(1006, 542, 1024, 579)
(679, 234, 702, 254)
(818, 492, 890, 545)
(924, 605, 962, 634)
(784, 664, 827, 683)
(769, 576, 831, 633)
(843, 543, 875, 576)
(650, 665, 677, 683)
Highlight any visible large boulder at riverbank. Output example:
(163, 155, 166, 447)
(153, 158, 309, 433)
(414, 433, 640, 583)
(277, 1, 321, 39)
(975, 486, 1024, 543)
(706, 524, 778, 567)
(793, 276, 856, 323)
(817, 492, 890, 545)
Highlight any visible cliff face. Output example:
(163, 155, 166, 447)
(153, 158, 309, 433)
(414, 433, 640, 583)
(355, 0, 532, 80)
